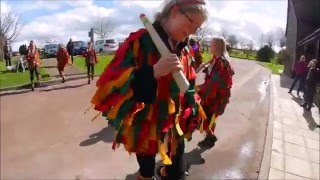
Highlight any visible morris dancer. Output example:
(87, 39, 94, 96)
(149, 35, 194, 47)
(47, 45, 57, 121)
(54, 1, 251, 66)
(26, 40, 42, 91)
(56, 44, 71, 83)
(90, 0, 208, 179)
(196, 37, 234, 147)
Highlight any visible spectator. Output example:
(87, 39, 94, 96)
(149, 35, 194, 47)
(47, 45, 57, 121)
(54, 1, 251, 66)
(288, 55, 308, 96)
(56, 44, 71, 83)
(67, 38, 75, 64)
(3, 40, 12, 67)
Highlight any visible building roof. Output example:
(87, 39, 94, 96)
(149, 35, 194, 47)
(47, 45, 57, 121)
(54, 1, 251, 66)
(291, 0, 320, 24)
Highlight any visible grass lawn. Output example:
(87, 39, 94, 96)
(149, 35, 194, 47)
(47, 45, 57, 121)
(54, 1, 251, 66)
(73, 54, 114, 75)
(0, 57, 51, 89)
(259, 62, 284, 75)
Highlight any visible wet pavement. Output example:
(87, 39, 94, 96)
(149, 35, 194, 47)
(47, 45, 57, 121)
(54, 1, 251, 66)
(0, 58, 271, 179)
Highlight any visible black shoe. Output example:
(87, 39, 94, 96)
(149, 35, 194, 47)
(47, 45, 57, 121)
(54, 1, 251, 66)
(288, 90, 292, 94)
(88, 80, 91, 84)
(156, 166, 168, 180)
(300, 103, 306, 107)
(197, 134, 218, 148)
(62, 79, 66, 83)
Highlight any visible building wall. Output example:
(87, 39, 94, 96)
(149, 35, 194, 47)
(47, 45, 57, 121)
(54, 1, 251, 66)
(285, 0, 297, 75)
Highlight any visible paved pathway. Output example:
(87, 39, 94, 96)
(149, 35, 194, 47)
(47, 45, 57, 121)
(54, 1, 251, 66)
(269, 75, 320, 180)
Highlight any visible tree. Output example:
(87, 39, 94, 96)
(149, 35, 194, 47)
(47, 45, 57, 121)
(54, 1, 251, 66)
(227, 35, 238, 48)
(256, 45, 275, 62)
(43, 36, 57, 44)
(275, 28, 286, 49)
(239, 38, 247, 50)
(19, 44, 28, 56)
(220, 28, 228, 40)
(265, 31, 275, 48)
(195, 25, 213, 43)
(276, 48, 289, 65)
(259, 34, 265, 48)
(0, 12, 24, 43)
(247, 40, 254, 51)
(93, 17, 115, 39)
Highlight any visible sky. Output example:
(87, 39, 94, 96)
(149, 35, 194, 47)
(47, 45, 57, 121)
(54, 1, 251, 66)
(1, 0, 288, 51)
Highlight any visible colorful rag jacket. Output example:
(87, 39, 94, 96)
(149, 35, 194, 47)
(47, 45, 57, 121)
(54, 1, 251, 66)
(27, 45, 41, 69)
(91, 21, 206, 164)
(56, 47, 71, 71)
(83, 48, 98, 66)
(197, 55, 234, 132)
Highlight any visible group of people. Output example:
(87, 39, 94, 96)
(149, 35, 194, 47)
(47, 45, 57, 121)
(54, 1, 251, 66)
(17, 39, 98, 90)
(289, 55, 319, 111)
(90, 0, 233, 179)
(56, 40, 98, 84)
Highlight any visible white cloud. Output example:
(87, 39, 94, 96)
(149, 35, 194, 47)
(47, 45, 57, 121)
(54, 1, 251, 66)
(0, 1, 11, 15)
(10, 0, 288, 52)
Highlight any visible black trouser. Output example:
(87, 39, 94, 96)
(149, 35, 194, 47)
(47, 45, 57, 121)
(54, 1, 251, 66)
(289, 74, 305, 93)
(4, 57, 11, 67)
(30, 66, 40, 83)
(87, 63, 94, 78)
(70, 54, 74, 63)
(136, 137, 185, 179)
(303, 84, 316, 109)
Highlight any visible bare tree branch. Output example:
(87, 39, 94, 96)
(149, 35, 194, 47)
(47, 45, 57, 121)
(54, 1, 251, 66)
(0, 12, 24, 43)
(227, 35, 238, 48)
(93, 17, 115, 39)
(195, 25, 213, 43)
(275, 27, 286, 49)
(266, 31, 275, 48)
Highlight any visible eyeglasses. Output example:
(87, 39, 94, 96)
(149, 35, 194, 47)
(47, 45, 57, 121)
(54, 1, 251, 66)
(179, 10, 200, 33)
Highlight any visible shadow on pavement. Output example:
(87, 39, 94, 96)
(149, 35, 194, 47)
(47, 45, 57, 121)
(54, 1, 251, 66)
(40, 83, 88, 92)
(125, 171, 139, 180)
(79, 126, 114, 146)
(291, 96, 319, 130)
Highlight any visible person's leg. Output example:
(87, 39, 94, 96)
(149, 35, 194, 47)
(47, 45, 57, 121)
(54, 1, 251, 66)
(297, 76, 305, 95)
(35, 65, 41, 85)
(136, 154, 156, 179)
(91, 64, 94, 80)
(8, 57, 11, 66)
(289, 76, 299, 93)
(30, 68, 35, 90)
(71, 54, 74, 64)
(164, 137, 186, 180)
(5, 57, 9, 67)
(87, 65, 91, 84)
(306, 86, 316, 110)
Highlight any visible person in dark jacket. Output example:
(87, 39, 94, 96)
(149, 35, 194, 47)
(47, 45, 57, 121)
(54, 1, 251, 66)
(3, 40, 12, 67)
(300, 59, 319, 111)
(66, 38, 75, 64)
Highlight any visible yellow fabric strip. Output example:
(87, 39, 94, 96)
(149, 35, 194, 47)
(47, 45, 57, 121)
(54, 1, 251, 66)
(107, 89, 133, 119)
(209, 115, 217, 129)
(91, 67, 134, 105)
(175, 114, 184, 136)
(159, 141, 172, 165)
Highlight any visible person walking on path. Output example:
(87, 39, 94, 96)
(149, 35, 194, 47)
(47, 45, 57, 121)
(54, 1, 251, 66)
(26, 40, 42, 91)
(56, 44, 71, 83)
(300, 59, 320, 111)
(288, 55, 308, 96)
(67, 38, 75, 64)
(83, 41, 98, 84)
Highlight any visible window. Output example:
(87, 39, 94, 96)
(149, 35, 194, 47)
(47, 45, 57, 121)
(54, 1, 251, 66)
(105, 39, 116, 44)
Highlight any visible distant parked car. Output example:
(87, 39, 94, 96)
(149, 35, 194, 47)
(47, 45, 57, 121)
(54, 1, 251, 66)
(94, 39, 119, 54)
(73, 41, 87, 56)
(44, 44, 59, 58)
